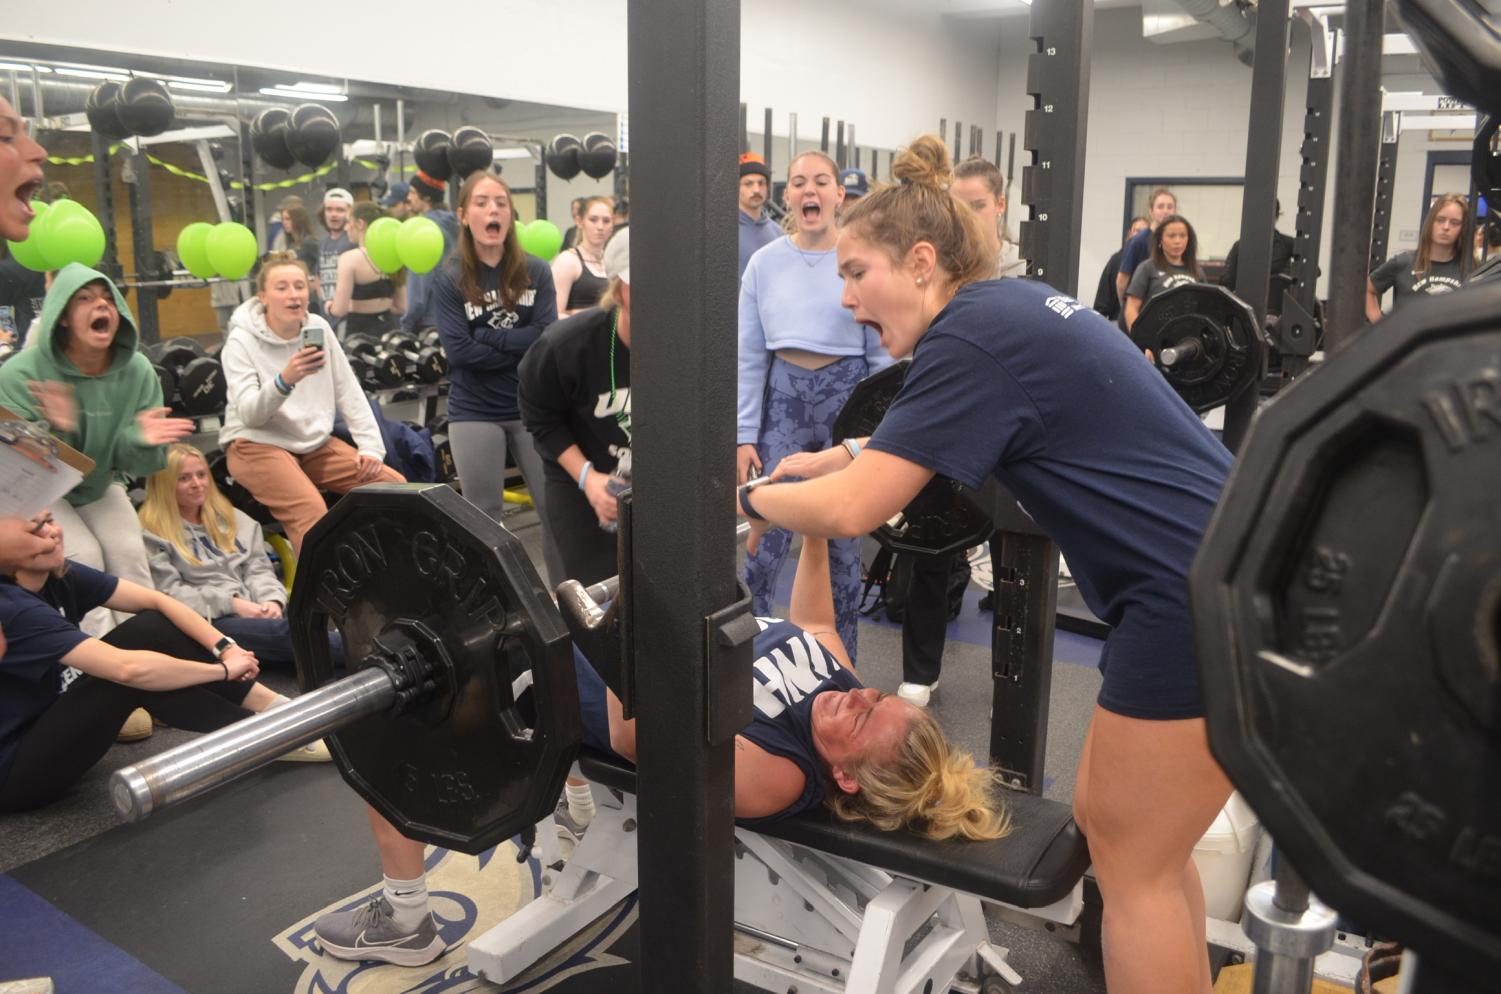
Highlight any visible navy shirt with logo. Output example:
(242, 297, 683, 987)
(866, 278, 1231, 720)
(316, 232, 355, 297)
(0, 563, 119, 778)
(433, 255, 557, 421)
(738, 617, 862, 826)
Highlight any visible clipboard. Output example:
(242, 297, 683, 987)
(0, 405, 95, 519)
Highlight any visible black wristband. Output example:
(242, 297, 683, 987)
(219, 660, 230, 681)
(738, 484, 765, 521)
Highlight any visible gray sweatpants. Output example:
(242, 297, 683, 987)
(448, 418, 563, 586)
(53, 483, 156, 636)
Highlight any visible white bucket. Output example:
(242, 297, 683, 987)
(1192, 791, 1261, 922)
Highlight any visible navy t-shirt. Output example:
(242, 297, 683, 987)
(738, 616, 862, 826)
(866, 279, 1232, 719)
(433, 255, 558, 421)
(0, 564, 119, 777)
(1117, 228, 1152, 278)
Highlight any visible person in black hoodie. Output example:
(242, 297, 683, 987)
(519, 229, 632, 587)
(432, 172, 561, 584)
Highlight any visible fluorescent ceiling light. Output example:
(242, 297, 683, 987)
(53, 66, 130, 81)
(493, 148, 535, 160)
(0, 61, 49, 73)
(259, 85, 347, 102)
(168, 79, 233, 93)
(280, 81, 343, 94)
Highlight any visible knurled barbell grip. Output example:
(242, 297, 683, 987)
(1160, 338, 1204, 367)
(109, 666, 397, 823)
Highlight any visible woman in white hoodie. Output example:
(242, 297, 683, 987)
(219, 252, 404, 553)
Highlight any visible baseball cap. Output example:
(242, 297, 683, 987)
(840, 169, 869, 199)
(323, 188, 354, 207)
(381, 181, 410, 207)
(740, 152, 771, 180)
(604, 227, 630, 285)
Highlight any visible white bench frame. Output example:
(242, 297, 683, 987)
(467, 780, 1084, 993)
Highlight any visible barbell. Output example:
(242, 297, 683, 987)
(1129, 283, 1267, 414)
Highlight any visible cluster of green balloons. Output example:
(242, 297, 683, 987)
(6, 200, 107, 272)
(177, 221, 258, 281)
(365, 216, 447, 275)
(516, 219, 563, 262)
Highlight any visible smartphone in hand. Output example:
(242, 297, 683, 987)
(300, 325, 325, 352)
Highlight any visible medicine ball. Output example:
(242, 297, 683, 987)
(285, 103, 341, 169)
(546, 134, 583, 180)
(84, 82, 132, 141)
(578, 132, 618, 180)
(414, 130, 454, 182)
(116, 77, 175, 137)
(250, 107, 297, 170)
(447, 126, 494, 179)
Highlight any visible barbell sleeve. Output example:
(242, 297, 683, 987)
(110, 666, 397, 823)
(1159, 338, 1203, 367)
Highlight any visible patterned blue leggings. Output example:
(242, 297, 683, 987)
(744, 355, 867, 660)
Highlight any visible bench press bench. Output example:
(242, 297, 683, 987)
(467, 748, 1093, 993)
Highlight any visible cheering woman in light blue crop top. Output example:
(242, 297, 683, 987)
(736, 149, 893, 660)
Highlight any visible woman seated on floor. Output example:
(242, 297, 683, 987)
(307, 529, 1010, 968)
(0, 512, 328, 814)
(137, 442, 342, 670)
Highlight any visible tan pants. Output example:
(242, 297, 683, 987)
(226, 437, 405, 554)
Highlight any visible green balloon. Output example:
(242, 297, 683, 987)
(519, 219, 563, 262)
(176, 222, 217, 279)
(364, 216, 403, 274)
(396, 216, 445, 274)
(38, 200, 105, 269)
(514, 218, 527, 236)
(5, 200, 50, 272)
(205, 222, 258, 280)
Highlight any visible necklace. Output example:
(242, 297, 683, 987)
(790, 234, 832, 269)
(609, 310, 632, 437)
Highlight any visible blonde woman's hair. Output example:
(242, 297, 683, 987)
(825, 705, 1012, 841)
(597, 275, 626, 313)
(138, 443, 239, 565)
(839, 134, 997, 290)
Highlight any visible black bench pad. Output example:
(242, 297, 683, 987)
(577, 749, 1090, 910)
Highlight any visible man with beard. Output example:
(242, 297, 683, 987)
(738, 152, 779, 281)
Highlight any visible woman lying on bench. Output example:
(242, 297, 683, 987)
(311, 533, 1010, 968)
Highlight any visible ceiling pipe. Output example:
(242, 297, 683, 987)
(1174, 0, 1258, 65)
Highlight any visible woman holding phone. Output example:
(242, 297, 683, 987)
(218, 252, 404, 553)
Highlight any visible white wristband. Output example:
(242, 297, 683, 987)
(841, 438, 861, 461)
(578, 462, 593, 490)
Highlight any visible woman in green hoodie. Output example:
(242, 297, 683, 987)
(0, 264, 195, 633)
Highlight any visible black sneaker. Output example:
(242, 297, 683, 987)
(313, 895, 446, 967)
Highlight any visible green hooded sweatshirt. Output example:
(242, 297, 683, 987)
(0, 263, 166, 505)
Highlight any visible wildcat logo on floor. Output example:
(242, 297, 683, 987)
(272, 841, 635, 993)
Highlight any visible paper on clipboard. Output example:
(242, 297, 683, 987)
(0, 405, 94, 519)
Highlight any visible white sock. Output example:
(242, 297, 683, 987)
(382, 874, 430, 931)
(565, 782, 595, 827)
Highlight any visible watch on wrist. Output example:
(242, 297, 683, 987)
(213, 635, 238, 658)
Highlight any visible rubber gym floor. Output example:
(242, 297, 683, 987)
(0, 507, 1112, 994)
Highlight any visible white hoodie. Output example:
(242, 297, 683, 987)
(219, 299, 386, 458)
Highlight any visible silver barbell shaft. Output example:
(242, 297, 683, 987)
(110, 667, 396, 822)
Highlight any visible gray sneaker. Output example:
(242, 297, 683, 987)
(554, 799, 591, 859)
(314, 895, 446, 967)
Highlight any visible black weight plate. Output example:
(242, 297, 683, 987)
(153, 337, 206, 374)
(177, 357, 225, 416)
(1190, 285, 1501, 981)
(832, 361, 993, 557)
(152, 362, 177, 408)
(290, 485, 580, 855)
(1130, 283, 1264, 413)
(1394, 1, 1501, 120)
